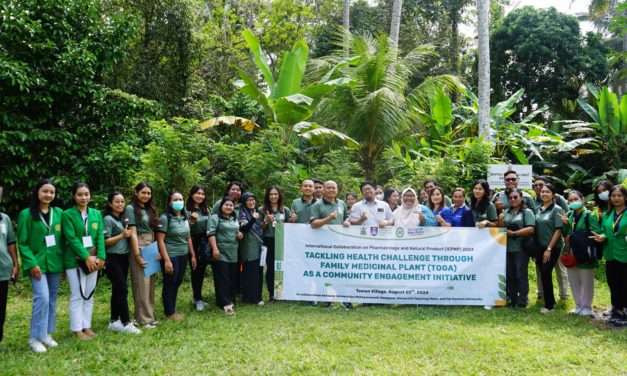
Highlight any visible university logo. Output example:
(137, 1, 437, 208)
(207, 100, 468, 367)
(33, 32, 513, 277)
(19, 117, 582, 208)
(370, 227, 379, 236)
(395, 228, 404, 238)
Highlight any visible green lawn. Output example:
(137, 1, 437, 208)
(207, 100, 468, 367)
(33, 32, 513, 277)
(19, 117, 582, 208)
(1, 266, 625, 375)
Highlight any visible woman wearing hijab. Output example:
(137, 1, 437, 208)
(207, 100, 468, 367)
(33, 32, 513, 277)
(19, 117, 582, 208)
(238, 192, 264, 305)
(392, 188, 437, 227)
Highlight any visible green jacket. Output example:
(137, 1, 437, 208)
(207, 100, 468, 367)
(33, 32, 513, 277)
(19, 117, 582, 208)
(62, 207, 106, 269)
(17, 207, 65, 276)
(601, 208, 627, 263)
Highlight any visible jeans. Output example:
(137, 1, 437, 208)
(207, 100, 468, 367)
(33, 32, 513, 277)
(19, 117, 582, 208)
(30, 272, 61, 339)
(105, 253, 130, 324)
(506, 251, 530, 306)
(66, 268, 98, 332)
(161, 255, 187, 316)
(536, 249, 560, 309)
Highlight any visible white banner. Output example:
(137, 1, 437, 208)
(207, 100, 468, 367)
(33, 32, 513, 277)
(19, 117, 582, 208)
(488, 164, 533, 189)
(275, 224, 507, 306)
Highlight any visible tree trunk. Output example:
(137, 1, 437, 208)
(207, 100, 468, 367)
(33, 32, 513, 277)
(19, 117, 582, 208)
(343, 0, 350, 57)
(449, 11, 460, 74)
(477, 0, 491, 140)
(390, 0, 402, 46)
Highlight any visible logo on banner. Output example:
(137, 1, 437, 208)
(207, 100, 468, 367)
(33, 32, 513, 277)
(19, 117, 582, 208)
(395, 228, 404, 238)
(370, 227, 379, 236)
(407, 227, 425, 236)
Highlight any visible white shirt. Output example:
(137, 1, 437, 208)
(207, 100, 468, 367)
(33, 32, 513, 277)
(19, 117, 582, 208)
(350, 199, 394, 228)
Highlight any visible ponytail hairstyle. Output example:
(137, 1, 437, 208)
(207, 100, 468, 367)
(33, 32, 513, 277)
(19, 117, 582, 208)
(131, 182, 160, 229)
(29, 179, 57, 220)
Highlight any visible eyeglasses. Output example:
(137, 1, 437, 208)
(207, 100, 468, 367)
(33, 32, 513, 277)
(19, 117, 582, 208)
(504, 178, 518, 182)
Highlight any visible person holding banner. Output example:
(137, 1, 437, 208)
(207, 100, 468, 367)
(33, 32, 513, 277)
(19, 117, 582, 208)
(290, 179, 317, 224)
(126, 182, 160, 329)
(383, 188, 400, 212)
(393, 187, 436, 227)
(560, 190, 601, 316)
(209, 197, 242, 315)
(470, 180, 498, 228)
(492, 170, 536, 213)
(350, 182, 394, 228)
(239, 192, 264, 305)
(310, 181, 351, 229)
(429, 187, 451, 227)
(422, 180, 452, 206)
(440, 188, 475, 228)
(62, 183, 105, 340)
(186, 185, 211, 311)
(17, 180, 64, 352)
(534, 183, 565, 313)
(498, 188, 535, 308)
(590, 185, 627, 326)
(345, 192, 357, 212)
(103, 192, 140, 334)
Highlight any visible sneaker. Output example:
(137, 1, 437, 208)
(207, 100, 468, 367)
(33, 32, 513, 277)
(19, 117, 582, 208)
(311, 301, 318, 306)
(29, 339, 47, 353)
(578, 309, 594, 316)
(602, 307, 615, 317)
(483, 305, 493, 310)
(570, 308, 581, 315)
(120, 323, 141, 335)
(339, 302, 353, 310)
(108, 319, 123, 332)
(142, 323, 156, 330)
(194, 300, 206, 311)
(40, 335, 58, 348)
(257, 300, 265, 306)
(323, 302, 333, 308)
(540, 308, 554, 314)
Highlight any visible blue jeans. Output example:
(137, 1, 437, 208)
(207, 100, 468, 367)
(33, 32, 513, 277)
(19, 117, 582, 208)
(30, 273, 61, 339)
(161, 255, 187, 316)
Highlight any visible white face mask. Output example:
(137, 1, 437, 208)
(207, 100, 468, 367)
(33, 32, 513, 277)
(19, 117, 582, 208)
(375, 194, 384, 201)
(598, 191, 610, 201)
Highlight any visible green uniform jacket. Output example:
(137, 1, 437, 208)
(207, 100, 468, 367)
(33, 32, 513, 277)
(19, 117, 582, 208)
(17, 207, 65, 276)
(503, 208, 535, 253)
(562, 209, 602, 269)
(62, 207, 106, 269)
(601, 209, 627, 263)
(534, 203, 564, 251)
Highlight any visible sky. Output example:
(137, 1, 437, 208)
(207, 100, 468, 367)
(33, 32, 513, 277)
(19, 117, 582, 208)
(504, 0, 594, 32)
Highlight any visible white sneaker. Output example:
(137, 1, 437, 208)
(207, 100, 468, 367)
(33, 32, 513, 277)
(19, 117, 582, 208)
(483, 305, 493, 310)
(40, 335, 58, 348)
(194, 300, 206, 311)
(108, 319, 123, 332)
(570, 308, 581, 315)
(120, 323, 141, 335)
(29, 339, 47, 353)
(578, 308, 594, 316)
(257, 300, 265, 306)
(540, 308, 554, 314)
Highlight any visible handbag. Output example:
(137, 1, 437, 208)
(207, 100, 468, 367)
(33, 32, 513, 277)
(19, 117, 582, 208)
(198, 219, 220, 264)
(76, 246, 97, 275)
(569, 212, 601, 264)
(560, 249, 578, 268)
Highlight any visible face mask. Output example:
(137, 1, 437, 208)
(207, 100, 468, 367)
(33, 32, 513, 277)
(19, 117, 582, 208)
(598, 191, 609, 201)
(171, 201, 184, 211)
(375, 194, 384, 201)
(568, 201, 583, 210)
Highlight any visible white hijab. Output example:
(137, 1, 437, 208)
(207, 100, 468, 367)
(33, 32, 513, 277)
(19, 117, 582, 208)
(393, 187, 422, 227)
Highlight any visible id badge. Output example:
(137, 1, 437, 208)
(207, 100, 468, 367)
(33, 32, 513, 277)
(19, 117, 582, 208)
(45, 235, 56, 247)
(0, 223, 5, 235)
(272, 220, 277, 228)
(82, 236, 94, 248)
(260, 245, 268, 267)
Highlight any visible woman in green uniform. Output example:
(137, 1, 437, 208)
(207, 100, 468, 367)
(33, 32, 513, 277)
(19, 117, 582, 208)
(62, 183, 105, 340)
(560, 190, 601, 316)
(17, 179, 64, 352)
(208, 197, 242, 315)
(103, 192, 140, 334)
(125, 182, 160, 329)
(211, 181, 243, 215)
(261, 185, 292, 301)
(498, 188, 535, 308)
(534, 183, 565, 313)
(470, 180, 498, 229)
(156, 192, 196, 321)
(238, 192, 264, 305)
(186, 185, 210, 311)
(591, 185, 627, 325)
(0, 185, 18, 352)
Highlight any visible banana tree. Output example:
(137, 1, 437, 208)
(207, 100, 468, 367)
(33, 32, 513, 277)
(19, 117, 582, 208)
(235, 29, 357, 148)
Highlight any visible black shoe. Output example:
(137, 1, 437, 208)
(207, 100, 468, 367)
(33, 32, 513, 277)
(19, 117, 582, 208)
(323, 302, 333, 308)
(602, 306, 615, 317)
(339, 302, 353, 310)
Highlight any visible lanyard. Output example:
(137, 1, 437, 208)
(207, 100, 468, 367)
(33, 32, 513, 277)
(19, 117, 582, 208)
(571, 211, 582, 233)
(39, 209, 54, 234)
(613, 210, 625, 237)
(82, 211, 89, 235)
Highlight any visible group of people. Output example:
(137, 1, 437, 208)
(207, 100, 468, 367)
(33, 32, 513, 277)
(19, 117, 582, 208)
(0, 171, 625, 352)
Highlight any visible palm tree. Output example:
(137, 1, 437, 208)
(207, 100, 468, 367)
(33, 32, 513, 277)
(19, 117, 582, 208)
(310, 33, 463, 180)
(390, 0, 403, 46)
(477, 0, 490, 138)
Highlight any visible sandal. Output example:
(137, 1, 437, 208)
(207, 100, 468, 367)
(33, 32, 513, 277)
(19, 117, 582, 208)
(223, 304, 235, 316)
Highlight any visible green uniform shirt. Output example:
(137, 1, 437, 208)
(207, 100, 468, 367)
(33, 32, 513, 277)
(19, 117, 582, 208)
(62, 207, 106, 269)
(290, 197, 317, 224)
(207, 214, 240, 263)
(534, 204, 564, 250)
(104, 214, 130, 255)
(493, 191, 536, 211)
(239, 214, 263, 262)
(503, 208, 535, 253)
(189, 207, 210, 237)
(260, 207, 292, 238)
(563, 210, 602, 269)
(534, 194, 568, 212)
(124, 205, 154, 234)
(601, 209, 627, 263)
(17, 207, 65, 276)
(0, 213, 16, 281)
(157, 214, 190, 257)
(472, 202, 498, 223)
(310, 198, 349, 225)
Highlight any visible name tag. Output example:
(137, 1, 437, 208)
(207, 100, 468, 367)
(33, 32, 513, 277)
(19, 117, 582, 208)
(0, 223, 5, 234)
(82, 236, 94, 248)
(45, 235, 56, 247)
(377, 208, 384, 212)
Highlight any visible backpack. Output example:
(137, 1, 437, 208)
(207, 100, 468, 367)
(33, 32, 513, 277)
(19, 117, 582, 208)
(569, 212, 602, 264)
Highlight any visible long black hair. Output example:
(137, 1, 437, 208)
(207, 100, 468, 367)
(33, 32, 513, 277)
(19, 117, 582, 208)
(594, 180, 614, 214)
(470, 179, 491, 214)
(104, 191, 124, 218)
(186, 185, 209, 215)
(263, 185, 285, 214)
(71, 182, 90, 208)
(29, 179, 57, 220)
(131, 182, 160, 228)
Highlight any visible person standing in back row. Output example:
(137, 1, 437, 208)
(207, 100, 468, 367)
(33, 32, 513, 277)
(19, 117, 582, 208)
(186, 185, 210, 311)
(290, 179, 317, 224)
(0, 186, 18, 353)
(492, 170, 536, 212)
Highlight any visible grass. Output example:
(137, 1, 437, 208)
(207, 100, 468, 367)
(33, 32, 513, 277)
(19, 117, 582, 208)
(1, 265, 625, 375)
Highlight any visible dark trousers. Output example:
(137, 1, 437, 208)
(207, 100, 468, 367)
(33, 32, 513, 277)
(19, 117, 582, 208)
(0, 280, 7, 342)
(506, 251, 530, 306)
(536, 248, 560, 309)
(263, 237, 276, 300)
(606, 260, 627, 310)
(105, 253, 130, 324)
(190, 235, 208, 301)
(211, 261, 238, 308)
(161, 255, 187, 316)
(242, 259, 262, 304)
